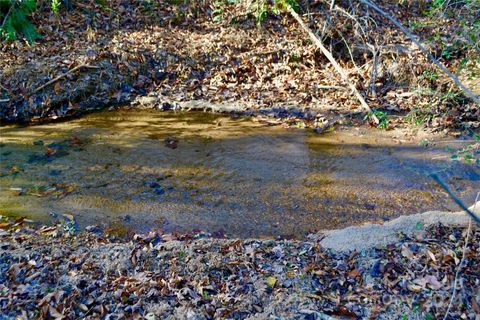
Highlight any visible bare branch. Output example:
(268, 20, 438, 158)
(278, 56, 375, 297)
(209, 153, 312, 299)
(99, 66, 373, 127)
(287, 5, 379, 124)
(443, 193, 479, 320)
(430, 173, 480, 224)
(360, 0, 480, 106)
(29, 64, 99, 96)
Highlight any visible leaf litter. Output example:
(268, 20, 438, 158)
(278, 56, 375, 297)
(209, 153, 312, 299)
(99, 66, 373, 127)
(0, 216, 478, 319)
(0, 1, 478, 131)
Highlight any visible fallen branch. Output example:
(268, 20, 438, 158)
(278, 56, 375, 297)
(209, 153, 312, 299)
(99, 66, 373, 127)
(360, 0, 480, 106)
(287, 5, 379, 124)
(30, 64, 99, 96)
(320, 0, 335, 38)
(0, 99, 9, 103)
(430, 173, 480, 224)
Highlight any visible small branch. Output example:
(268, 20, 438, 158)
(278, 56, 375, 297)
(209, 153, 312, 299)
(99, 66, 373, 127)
(430, 173, 480, 224)
(0, 3, 14, 30)
(317, 85, 348, 90)
(334, 28, 360, 72)
(360, 0, 480, 106)
(320, 0, 335, 39)
(0, 83, 10, 92)
(370, 47, 379, 98)
(29, 64, 99, 96)
(288, 5, 379, 124)
(0, 98, 9, 103)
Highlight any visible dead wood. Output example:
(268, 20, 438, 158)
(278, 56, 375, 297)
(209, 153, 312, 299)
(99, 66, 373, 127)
(287, 5, 380, 124)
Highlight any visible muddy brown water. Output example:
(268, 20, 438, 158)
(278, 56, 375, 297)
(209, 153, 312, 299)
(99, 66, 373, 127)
(0, 110, 479, 238)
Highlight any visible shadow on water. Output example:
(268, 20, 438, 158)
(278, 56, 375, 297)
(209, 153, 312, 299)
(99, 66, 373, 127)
(1, 109, 479, 238)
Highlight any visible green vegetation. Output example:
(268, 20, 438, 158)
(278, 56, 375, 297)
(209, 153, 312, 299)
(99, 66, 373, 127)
(211, 0, 299, 24)
(405, 106, 433, 126)
(51, 0, 61, 15)
(365, 110, 389, 129)
(247, 0, 299, 24)
(0, 0, 67, 41)
(0, 0, 39, 42)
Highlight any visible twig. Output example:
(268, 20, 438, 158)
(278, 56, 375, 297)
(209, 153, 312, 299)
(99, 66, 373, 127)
(430, 173, 480, 224)
(30, 64, 99, 96)
(0, 2, 14, 30)
(288, 5, 379, 124)
(443, 192, 479, 320)
(329, 3, 381, 90)
(0, 98, 9, 103)
(360, 0, 480, 106)
(320, 0, 335, 39)
(370, 47, 379, 98)
(334, 27, 360, 71)
(317, 85, 348, 90)
(0, 82, 11, 93)
(77, 303, 96, 320)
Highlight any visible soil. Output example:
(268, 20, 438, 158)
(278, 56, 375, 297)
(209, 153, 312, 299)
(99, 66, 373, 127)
(317, 202, 479, 252)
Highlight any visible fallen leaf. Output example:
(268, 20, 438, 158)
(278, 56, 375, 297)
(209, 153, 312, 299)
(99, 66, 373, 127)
(347, 269, 361, 278)
(427, 250, 437, 263)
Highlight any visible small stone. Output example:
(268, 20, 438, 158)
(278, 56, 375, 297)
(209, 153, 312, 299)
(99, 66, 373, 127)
(154, 188, 165, 195)
(149, 181, 160, 188)
(370, 260, 382, 277)
(85, 225, 103, 235)
(364, 203, 376, 210)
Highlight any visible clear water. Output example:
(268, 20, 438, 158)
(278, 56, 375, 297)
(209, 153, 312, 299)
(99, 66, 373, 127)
(1, 110, 478, 238)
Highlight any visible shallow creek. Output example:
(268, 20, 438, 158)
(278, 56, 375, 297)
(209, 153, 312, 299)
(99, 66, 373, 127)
(0, 110, 479, 238)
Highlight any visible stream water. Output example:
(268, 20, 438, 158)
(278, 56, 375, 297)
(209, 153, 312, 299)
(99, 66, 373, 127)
(0, 110, 479, 238)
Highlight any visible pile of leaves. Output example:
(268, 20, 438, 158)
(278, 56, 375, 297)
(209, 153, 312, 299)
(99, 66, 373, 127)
(0, 0, 478, 131)
(0, 216, 479, 319)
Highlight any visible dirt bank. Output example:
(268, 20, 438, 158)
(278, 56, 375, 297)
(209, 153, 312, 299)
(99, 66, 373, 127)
(1, 1, 478, 131)
(1, 205, 479, 319)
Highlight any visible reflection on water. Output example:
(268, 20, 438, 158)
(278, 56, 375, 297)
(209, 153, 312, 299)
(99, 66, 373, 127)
(0, 110, 478, 238)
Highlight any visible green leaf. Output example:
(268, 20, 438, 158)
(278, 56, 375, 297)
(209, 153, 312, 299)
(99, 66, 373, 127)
(424, 313, 435, 320)
(266, 276, 277, 288)
(1, 0, 40, 43)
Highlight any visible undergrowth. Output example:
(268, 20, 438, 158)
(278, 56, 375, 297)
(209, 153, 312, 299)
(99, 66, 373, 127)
(0, 0, 67, 42)
(212, 0, 299, 24)
(0, 0, 39, 42)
